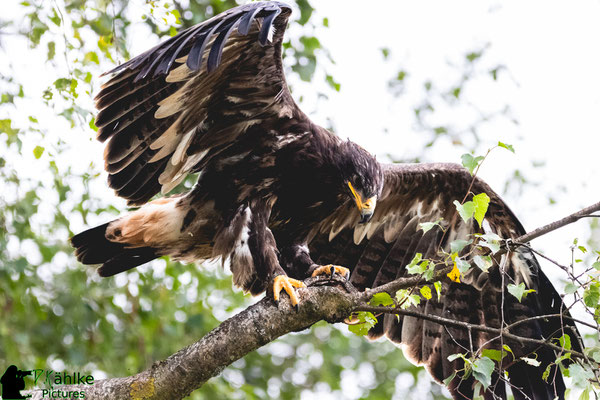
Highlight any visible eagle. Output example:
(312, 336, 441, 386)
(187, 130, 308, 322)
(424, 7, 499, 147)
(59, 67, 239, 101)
(71, 2, 581, 399)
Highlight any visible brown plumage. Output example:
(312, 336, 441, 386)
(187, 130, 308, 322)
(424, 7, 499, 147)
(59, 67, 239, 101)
(309, 163, 579, 399)
(71, 3, 580, 399)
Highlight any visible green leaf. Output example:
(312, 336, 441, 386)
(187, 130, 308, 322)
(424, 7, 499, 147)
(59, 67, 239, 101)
(583, 283, 600, 307)
(579, 388, 590, 400)
(83, 51, 99, 65)
(567, 364, 594, 387)
(472, 193, 490, 228)
(503, 345, 515, 360)
(348, 312, 378, 336)
(461, 153, 484, 175)
(33, 145, 45, 159)
(585, 347, 600, 363)
(433, 281, 442, 301)
(542, 364, 552, 382)
(325, 75, 341, 92)
(406, 260, 428, 275)
(478, 233, 502, 254)
(472, 357, 494, 389)
(395, 289, 421, 309)
(369, 292, 394, 307)
(507, 283, 536, 302)
(451, 239, 472, 254)
(466, 51, 483, 62)
(481, 349, 505, 362)
(419, 218, 443, 234)
(50, 8, 61, 26)
(473, 255, 493, 272)
(420, 286, 432, 300)
(592, 261, 600, 270)
(558, 334, 572, 350)
(454, 200, 475, 223)
(443, 371, 456, 386)
(405, 253, 424, 275)
(47, 41, 56, 60)
(564, 282, 578, 295)
(89, 117, 98, 132)
(423, 261, 436, 281)
(171, 9, 181, 24)
(555, 353, 572, 364)
(455, 258, 471, 274)
(497, 141, 515, 153)
(479, 233, 502, 242)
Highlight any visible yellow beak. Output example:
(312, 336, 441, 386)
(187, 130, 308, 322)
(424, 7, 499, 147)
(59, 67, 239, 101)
(347, 182, 377, 223)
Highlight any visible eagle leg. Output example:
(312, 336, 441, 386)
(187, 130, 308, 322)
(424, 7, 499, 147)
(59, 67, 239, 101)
(311, 264, 350, 279)
(273, 275, 305, 309)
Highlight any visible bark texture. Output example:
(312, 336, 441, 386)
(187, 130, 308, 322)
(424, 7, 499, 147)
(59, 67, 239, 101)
(26, 278, 357, 400)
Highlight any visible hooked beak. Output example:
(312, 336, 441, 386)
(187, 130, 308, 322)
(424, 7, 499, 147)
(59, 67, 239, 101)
(360, 208, 374, 224)
(347, 182, 377, 224)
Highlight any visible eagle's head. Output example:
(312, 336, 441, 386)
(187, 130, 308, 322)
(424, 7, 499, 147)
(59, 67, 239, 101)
(338, 140, 384, 224)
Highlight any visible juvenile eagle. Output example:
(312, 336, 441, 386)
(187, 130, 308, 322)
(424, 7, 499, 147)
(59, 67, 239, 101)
(71, 2, 581, 398)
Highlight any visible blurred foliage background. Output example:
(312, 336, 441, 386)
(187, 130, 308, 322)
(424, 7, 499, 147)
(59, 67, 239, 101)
(0, 1, 598, 399)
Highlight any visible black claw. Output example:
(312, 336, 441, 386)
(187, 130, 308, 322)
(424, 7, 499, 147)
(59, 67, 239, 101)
(274, 298, 279, 307)
(294, 303, 299, 312)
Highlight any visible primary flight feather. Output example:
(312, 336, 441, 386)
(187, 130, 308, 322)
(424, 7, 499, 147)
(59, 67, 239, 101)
(71, 2, 581, 398)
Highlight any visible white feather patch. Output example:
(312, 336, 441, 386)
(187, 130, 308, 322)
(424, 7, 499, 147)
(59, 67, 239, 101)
(230, 208, 254, 288)
(511, 251, 533, 287)
(108, 197, 183, 247)
(353, 223, 371, 245)
(267, 25, 276, 43)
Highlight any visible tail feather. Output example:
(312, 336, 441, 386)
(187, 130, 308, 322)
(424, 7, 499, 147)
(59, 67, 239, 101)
(71, 221, 158, 276)
(71, 222, 126, 264)
(97, 247, 158, 277)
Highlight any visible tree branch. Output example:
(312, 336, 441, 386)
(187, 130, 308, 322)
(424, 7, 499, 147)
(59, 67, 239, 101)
(27, 280, 358, 400)
(25, 203, 600, 399)
(515, 201, 600, 244)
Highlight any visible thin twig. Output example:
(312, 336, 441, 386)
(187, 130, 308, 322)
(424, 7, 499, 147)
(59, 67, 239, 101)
(355, 305, 591, 362)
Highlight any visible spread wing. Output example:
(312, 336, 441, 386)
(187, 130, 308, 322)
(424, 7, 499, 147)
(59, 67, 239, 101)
(95, 2, 303, 205)
(308, 163, 580, 399)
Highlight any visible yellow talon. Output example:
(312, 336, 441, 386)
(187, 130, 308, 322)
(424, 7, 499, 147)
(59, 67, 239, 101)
(311, 264, 350, 278)
(273, 275, 305, 307)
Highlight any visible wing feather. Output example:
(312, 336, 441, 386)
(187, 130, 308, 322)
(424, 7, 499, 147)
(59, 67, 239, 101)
(308, 162, 581, 399)
(94, 2, 300, 205)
